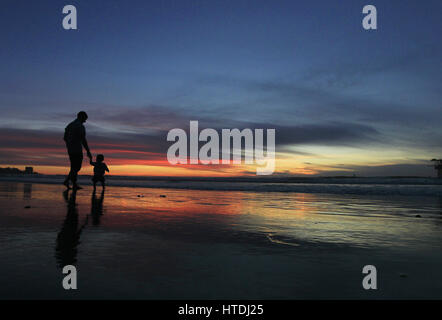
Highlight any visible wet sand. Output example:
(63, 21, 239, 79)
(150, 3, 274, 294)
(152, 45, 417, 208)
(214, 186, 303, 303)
(0, 181, 442, 299)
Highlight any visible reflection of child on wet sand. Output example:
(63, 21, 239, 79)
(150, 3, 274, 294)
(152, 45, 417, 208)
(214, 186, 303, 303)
(90, 154, 109, 190)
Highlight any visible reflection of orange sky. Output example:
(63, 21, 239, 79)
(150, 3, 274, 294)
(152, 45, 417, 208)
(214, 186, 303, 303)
(103, 188, 245, 217)
(28, 184, 321, 228)
(238, 192, 318, 222)
(7, 182, 437, 250)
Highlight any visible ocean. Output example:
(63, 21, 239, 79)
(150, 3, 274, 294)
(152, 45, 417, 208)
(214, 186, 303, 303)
(0, 177, 441, 299)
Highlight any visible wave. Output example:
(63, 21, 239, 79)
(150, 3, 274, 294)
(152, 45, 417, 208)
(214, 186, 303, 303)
(1, 175, 442, 196)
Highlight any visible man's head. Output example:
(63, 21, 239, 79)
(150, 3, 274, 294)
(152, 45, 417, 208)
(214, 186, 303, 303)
(77, 111, 88, 123)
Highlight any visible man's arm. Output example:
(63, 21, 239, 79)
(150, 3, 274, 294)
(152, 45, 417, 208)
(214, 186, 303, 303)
(82, 137, 92, 158)
(81, 126, 92, 159)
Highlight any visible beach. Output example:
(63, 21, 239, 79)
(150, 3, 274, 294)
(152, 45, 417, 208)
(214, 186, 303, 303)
(0, 179, 442, 299)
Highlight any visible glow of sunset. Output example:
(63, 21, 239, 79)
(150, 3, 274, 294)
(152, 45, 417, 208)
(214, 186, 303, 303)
(1, 143, 432, 177)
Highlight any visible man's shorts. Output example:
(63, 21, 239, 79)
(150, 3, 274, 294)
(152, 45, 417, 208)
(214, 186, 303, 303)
(68, 153, 83, 170)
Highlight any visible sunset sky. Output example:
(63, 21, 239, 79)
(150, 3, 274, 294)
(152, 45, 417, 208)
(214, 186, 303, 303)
(0, 0, 441, 176)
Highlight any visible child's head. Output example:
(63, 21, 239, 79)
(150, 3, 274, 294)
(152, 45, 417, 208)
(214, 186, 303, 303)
(96, 154, 104, 162)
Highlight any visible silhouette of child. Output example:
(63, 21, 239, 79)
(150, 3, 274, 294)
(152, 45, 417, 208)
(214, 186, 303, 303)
(90, 154, 109, 189)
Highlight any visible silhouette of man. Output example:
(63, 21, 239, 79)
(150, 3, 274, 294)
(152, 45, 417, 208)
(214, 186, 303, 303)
(63, 111, 92, 190)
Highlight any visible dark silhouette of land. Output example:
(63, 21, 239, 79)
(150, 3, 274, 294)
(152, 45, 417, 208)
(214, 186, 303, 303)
(0, 167, 37, 175)
(431, 159, 442, 178)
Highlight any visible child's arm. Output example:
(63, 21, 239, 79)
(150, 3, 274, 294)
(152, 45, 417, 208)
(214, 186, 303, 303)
(105, 164, 110, 172)
(90, 160, 96, 166)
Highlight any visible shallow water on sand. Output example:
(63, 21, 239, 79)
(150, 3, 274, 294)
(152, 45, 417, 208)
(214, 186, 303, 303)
(0, 181, 441, 299)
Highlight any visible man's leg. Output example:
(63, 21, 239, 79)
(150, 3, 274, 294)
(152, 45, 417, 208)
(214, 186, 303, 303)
(69, 153, 83, 189)
(64, 152, 72, 188)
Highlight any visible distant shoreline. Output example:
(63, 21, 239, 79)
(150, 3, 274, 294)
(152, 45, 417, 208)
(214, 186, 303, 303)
(0, 173, 440, 184)
(1, 175, 442, 196)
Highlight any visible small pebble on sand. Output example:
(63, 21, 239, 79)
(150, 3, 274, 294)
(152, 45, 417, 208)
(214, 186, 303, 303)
(415, 215, 421, 218)
(24, 206, 31, 209)
(160, 195, 166, 198)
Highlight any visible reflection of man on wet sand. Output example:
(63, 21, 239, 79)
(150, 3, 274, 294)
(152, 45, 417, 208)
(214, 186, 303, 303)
(55, 189, 88, 268)
(63, 111, 92, 190)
